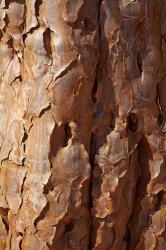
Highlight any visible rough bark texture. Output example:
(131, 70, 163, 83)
(0, 0, 166, 249)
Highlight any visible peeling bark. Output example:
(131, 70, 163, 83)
(0, 0, 166, 249)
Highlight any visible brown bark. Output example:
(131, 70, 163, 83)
(0, 0, 165, 249)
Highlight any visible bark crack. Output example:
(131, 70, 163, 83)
(88, 1, 103, 249)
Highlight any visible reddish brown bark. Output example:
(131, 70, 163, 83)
(0, 0, 165, 249)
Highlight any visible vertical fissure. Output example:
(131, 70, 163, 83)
(91, 0, 103, 105)
(35, 0, 43, 17)
(126, 135, 152, 249)
(88, 1, 103, 249)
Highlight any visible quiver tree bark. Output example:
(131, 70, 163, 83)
(0, 0, 165, 249)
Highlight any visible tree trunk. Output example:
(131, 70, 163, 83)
(0, 0, 165, 249)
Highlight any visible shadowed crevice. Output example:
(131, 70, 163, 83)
(43, 28, 52, 58)
(34, 202, 50, 228)
(63, 123, 72, 147)
(126, 135, 152, 249)
(35, 0, 43, 17)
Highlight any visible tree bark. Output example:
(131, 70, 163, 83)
(0, 0, 165, 249)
